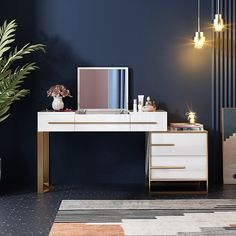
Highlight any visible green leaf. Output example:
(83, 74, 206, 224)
(0, 19, 46, 123)
(0, 114, 10, 123)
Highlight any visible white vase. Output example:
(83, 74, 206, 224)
(52, 96, 64, 110)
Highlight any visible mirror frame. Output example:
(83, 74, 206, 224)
(77, 67, 129, 111)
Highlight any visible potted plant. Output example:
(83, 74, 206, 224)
(0, 20, 45, 181)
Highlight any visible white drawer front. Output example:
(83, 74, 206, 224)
(150, 168, 207, 180)
(150, 156, 207, 180)
(151, 155, 206, 168)
(130, 112, 167, 131)
(75, 114, 130, 131)
(38, 112, 75, 132)
(151, 133, 207, 155)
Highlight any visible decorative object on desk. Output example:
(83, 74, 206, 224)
(52, 96, 64, 110)
(145, 96, 152, 106)
(170, 123, 204, 131)
(152, 101, 157, 110)
(133, 99, 137, 112)
(0, 20, 45, 123)
(142, 96, 156, 112)
(47, 85, 72, 111)
(138, 95, 144, 112)
(186, 111, 197, 124)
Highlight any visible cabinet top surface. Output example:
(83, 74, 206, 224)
(152, 130, 208, 133)
(38, 110, 167, 115)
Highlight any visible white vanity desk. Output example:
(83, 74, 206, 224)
(37, 110, 168, 193)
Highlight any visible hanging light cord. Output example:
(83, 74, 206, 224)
(198, 0, 200, 32)
(217, 0, 220, 14)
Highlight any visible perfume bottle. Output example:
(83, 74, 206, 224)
(138, 101, 143, 112)
(133, 99, 137, 112)
(138, 95, 144, 112)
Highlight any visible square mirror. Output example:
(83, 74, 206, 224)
(77, 67, 129, 112)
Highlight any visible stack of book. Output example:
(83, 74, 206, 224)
(170, 123, 204, 131)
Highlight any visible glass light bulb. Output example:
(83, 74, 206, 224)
(186, 111, 197, 124)
(194, 31, 205, 49)
(214, 14, 224, 32)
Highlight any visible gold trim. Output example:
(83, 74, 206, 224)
(43, 132, 49, 187)
(151, 144, 175, 147)
(43, 183, 50, 193)
(149, 133, 152, 192)
(147, 133, 151, 192)
(48, 122, 158, 125)
(151, 166, 186, 169)
(37, 132, 44, 194)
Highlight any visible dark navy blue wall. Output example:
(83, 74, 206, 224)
(0, 0, 213, 189)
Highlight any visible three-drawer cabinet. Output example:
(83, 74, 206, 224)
(148, 131, 208, 192)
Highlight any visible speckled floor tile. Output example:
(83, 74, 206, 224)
(0, 184, 235, 236)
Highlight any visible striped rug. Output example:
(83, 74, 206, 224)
(49, 200, 236, 235)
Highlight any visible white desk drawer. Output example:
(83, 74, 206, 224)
(150, 169, 207, 181)
(130, 112, 167, 131)
(150, 156, 207, 180)
(74, 114, 130, 131)
(151, 133, 207, 155)
(38, 112, 75, 132)
(151, 155, 206, 168)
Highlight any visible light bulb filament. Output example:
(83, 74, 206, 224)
(194, 31, 205, 49)
(214, 14, 224, 32)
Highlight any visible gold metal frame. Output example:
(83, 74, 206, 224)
(37, 132, 50, 194)
(37, 129, 208, 194)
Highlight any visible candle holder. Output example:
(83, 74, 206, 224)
(186, 111, 197, 124)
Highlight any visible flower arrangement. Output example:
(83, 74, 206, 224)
(47, 85, 72, 98)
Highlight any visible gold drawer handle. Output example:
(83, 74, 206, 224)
(48, 122, 74, 124)
(48, 122, 158, 125)
(152, 144, 175, 146)
(48, 122, 130, 124)
(152, 166, 186, 169)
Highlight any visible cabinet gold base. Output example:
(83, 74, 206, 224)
(148, 180, 208, 194)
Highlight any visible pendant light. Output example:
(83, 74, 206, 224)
(193, 0, 205, 49)
(213, 0, 224, 32)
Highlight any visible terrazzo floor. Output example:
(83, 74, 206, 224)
(0, 184, 236, 236)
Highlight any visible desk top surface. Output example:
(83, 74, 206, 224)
(38, 110, 167, 115)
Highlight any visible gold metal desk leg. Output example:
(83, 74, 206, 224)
(38, 132, 50, 194)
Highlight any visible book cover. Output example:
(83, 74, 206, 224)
(170, 127, 204, 131)
(170, 122, 204, 128)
